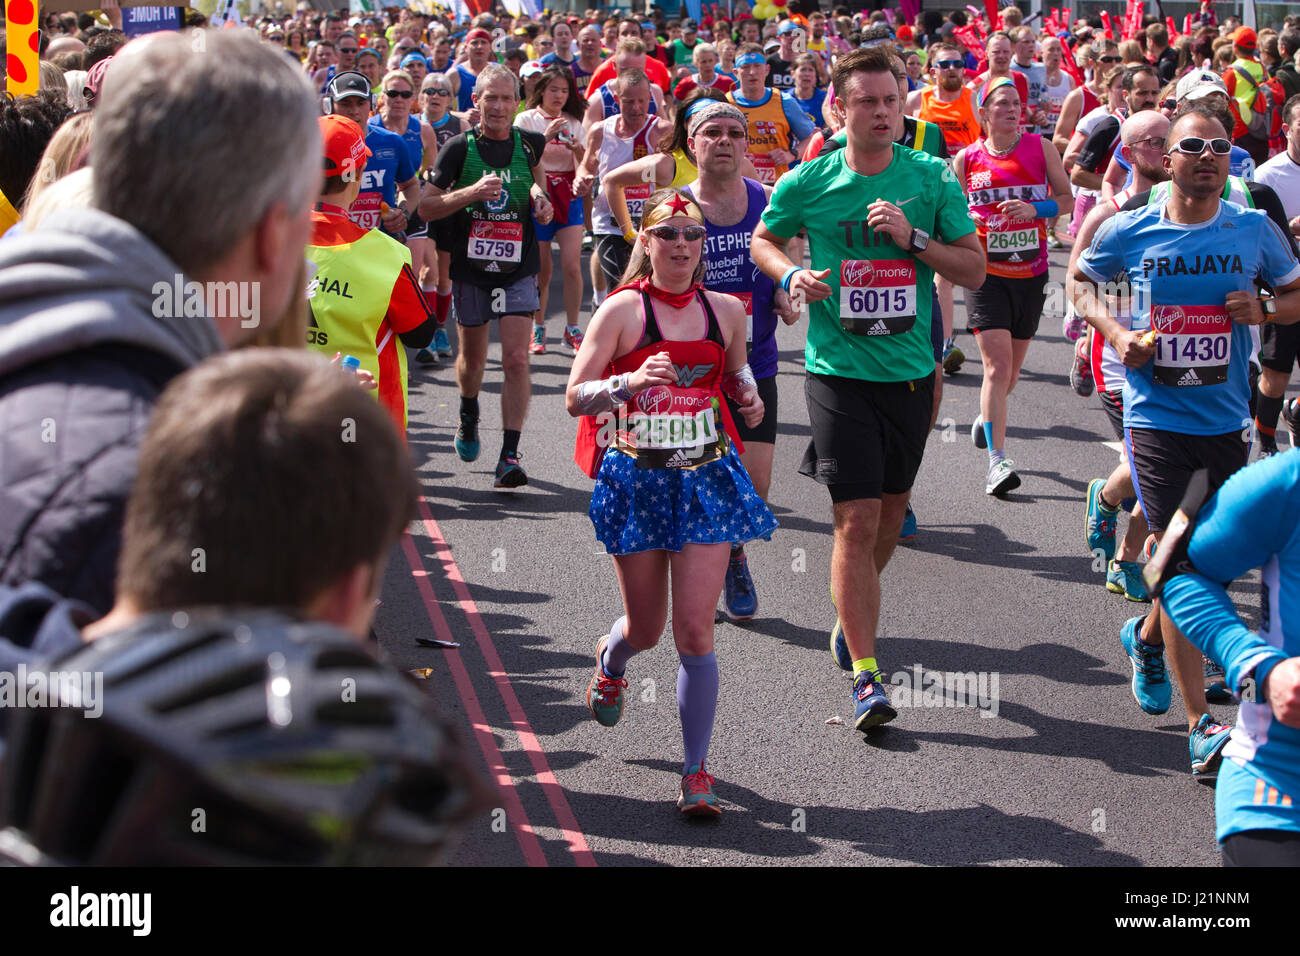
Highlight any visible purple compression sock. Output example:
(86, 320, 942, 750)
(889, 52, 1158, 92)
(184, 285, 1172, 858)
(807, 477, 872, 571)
(677, 651, 719, 774)
(602, 616, 638, 677)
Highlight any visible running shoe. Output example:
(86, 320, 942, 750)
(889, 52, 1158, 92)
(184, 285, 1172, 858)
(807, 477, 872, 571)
(433, 324, 452, 357)
(678, 765, 722, 817)
(1143, 534, 1159, 562)
(1120, 615, 1171, 715)
(528, 324, 546, 354)
(563, 324, 584, 352)
(1282, 397, 1300, 448)
(586, 635, 629, 727)
(986, 459, 1021, 497)
(493, 452, 528, 488)
(1189, 713, 1232, 781)
(455, 414, 480, 462)
(1085, 478, 1119, 561)
(1106, 560, 1150, 602)
(899, 504, 917, 541)
(414, 347, 439, 367)
(722, 551, 757, 620)
(1069, 335, 1094, 397)
(972, 416, 987, 449)
(1204, 655, 1233, 705)
(1257, 441, 1279, 461)
(830, 618, 852, 672)
(1047, 231, 1064, 249)
(941, 342, 965, 375)
(1062, 311, 1086, 342)
(582, 231, 593, 252)
(852, 669, 897, 732)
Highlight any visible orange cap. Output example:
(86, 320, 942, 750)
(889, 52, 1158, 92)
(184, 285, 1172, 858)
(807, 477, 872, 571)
(319, 114, 371, 179)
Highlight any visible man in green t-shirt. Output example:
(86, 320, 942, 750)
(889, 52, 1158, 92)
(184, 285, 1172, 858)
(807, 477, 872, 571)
(752, 47, 986, 736)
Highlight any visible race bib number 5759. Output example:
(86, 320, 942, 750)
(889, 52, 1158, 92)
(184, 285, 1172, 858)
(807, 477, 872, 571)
(468, 221, 523, 263)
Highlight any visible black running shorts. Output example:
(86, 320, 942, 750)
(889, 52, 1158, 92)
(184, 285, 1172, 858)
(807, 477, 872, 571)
(1259, 321, 1300, 374)
(1221, 828, 1300, 866)
(800, 370, 934, 501)
(968, 271, 1049, 341)
(1125, 427, 1248, 533)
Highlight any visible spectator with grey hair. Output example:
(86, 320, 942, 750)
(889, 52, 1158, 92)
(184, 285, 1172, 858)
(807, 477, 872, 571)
(0, 30, 321, 615)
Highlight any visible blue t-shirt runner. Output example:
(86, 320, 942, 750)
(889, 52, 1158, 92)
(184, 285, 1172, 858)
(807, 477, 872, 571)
(350, 123, 417, 234)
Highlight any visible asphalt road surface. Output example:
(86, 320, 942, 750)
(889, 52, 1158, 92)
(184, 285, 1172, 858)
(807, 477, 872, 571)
(375, 244, 1288, 867)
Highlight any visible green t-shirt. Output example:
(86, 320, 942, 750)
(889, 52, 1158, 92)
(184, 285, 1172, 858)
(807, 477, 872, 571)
(762, 142, 974, 382)
(671, 37, 696, 66)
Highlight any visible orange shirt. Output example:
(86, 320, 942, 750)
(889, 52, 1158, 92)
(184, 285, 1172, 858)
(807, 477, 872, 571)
(919, 86, 982, 155)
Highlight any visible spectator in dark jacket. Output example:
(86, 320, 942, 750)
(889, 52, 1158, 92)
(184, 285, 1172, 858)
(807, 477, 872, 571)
(0, 29, 321, 616)
(1277, 31, 1300, 101)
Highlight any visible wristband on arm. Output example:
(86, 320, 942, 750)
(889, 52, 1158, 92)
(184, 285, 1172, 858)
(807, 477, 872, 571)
(780, 266, 800, 292)
(1031, 199, 1059, 219)
(574, 374, 635, 414)
(722, 363, 757, 403)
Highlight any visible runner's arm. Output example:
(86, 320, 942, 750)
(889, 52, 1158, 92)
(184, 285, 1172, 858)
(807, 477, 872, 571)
(604, 153, 674, 240)
(582, 95, 604, 132)
(1071, 217, 1154, 367)
(1099, 151, 1126, 202)
(565, 290, 674, 416)
(751, 222, 832, 310)
(1052, 90, 1080, 155)
(573, 124, 604, 196)
(904, 88, 923, 117)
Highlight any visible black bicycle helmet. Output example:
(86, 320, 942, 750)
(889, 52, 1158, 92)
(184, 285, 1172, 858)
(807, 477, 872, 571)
(0, 609, 485, 866)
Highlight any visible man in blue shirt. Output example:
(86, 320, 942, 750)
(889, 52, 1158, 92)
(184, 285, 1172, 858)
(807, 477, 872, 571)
(327, 72, 420, 238)
(1075, 104, 1300, 779)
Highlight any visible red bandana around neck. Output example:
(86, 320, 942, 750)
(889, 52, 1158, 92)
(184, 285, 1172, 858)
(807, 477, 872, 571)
(627, 276, 702, 310)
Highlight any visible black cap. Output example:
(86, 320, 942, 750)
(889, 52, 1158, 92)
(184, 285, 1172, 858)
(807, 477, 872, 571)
(328, 70, 372, 101)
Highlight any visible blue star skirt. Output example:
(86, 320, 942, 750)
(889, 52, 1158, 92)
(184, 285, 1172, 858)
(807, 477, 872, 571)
(590, 449, 778, 555)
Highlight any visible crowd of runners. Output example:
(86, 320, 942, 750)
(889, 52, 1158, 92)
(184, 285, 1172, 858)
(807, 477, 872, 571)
(0, 1, 1298, 867)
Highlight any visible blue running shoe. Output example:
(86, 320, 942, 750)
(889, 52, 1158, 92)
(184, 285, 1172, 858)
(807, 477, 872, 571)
(1189, 713, 1232, 781)
(830, 618, 852, 672)
(414, 347, 439, 367)
(1204, 656, 1233, 705)
(433, 324, 452, 357)
(1106, 560, 1151, 602)
(1120, 615, 1171, 715)
(899, 505, 917, 541)
(493, 452, 527, 489)
(853, 670, 897, 732)
(455, 414, 479, 462)
(1085, 478, 1119, 562)
(722, 551, 757, 620)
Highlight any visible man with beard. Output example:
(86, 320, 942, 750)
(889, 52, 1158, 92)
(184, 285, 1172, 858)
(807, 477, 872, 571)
(1073, 104, 1300, 780)
(969, 32, 1030, 129)
(1070, 111, 1170, 604)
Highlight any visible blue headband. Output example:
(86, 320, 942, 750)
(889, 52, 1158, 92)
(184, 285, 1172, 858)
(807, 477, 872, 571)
(735, 51, 766, 66)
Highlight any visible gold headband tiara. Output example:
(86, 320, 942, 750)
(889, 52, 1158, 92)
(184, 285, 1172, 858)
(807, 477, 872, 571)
(641, 193, 705, 229)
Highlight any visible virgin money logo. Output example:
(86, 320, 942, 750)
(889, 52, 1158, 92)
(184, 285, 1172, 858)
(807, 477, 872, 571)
(1152, 305, 1186, 334)
(639, 386, 673, 414)
(988, 213, 1009, 231)
(842, 260, 875, 287)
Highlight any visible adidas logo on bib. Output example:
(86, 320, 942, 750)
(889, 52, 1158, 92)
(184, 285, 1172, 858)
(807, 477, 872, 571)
(1178, 367, 1202, 386)
(665, 448, 693, 468)
(866, 320, 889, 335)
(484, 261, 500, 272)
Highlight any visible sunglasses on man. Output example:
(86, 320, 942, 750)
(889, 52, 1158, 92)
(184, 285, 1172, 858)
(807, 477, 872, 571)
(1168, 136, 1233, 156)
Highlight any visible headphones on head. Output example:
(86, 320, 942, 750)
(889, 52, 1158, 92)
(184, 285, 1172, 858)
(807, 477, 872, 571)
(322, 70, 378, 115)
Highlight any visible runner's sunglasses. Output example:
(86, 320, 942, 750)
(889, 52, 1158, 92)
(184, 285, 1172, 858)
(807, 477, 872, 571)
(1168, 136, 1232, 156)
(646, 225, 707, 242)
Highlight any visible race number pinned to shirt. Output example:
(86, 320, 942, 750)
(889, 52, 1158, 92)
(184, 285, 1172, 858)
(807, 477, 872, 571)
(985, 212, 1040, 263)
(468, 221, 523, 264)
(349, 194, 383, 230)
(746, 153, 777, 185)
(625, 183, 653, 227)
(731, 291, 755, 346)
(624, 387, 722, 469)
(839, 259, 918, 336)
(1149, 304, 1232, 387)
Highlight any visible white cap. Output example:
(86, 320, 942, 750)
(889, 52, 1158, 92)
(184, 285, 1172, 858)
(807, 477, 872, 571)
(1175, 69, 1228, 102)
(521, 60, 544, 79)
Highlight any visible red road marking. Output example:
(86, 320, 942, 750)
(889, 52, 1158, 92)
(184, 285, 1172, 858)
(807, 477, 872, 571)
(399, 532, 546, 867)
(416, 495, 596, 867)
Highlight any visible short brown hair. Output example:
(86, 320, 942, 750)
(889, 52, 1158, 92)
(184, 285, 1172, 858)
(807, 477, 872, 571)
(117, 349, 418, 612)
(831, 47, 902, 101)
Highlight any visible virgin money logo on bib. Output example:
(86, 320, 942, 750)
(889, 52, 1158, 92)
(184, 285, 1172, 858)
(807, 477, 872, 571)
(639, 385, 673, 414)
(1152, 305, 1187, 335)
(842, 260, 876, 287)
(988, 212, 1009, 231)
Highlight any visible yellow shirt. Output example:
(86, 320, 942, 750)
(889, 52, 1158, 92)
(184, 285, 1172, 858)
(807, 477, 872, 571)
(0, 189, 19, 237)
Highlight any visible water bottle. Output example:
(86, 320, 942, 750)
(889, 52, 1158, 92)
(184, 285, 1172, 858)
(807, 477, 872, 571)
(342, 355, 361, 372)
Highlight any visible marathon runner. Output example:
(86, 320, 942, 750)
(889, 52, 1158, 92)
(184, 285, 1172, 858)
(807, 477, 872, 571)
(1255, 93, 1300, 456)
(1161, 452, 1300, 865)
(580, 39, 666, 127)
(574, 69, 672, 305)
(567, 188, 775, 817)
(325, 71, 420, 240)
(413, 72, 466, 366)
(969, 32, 1030, 129)
(448, 27, 493, 123)
(752, 48, 985, 734)
(514, 65, 587, 356)
(1073, 102, 1300, 779)
(907, 41, 981, 374)
(957, 77, 1072, 497)
(1068, 111, 1170, 603)
(726, 43, 815, 188)
(418, 63, 554, 489)
(681, 100, 796, 620)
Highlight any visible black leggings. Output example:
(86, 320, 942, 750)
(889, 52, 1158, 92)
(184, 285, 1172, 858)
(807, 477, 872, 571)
(1221, 828, 1300, 866)
(595, 234, 633, 289)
